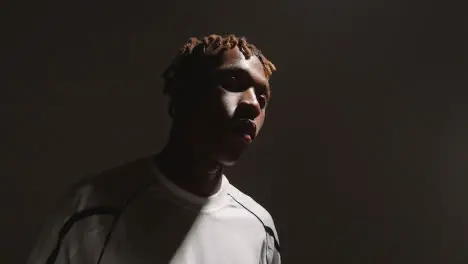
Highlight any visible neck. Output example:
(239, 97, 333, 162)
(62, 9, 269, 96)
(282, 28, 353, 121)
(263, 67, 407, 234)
(153, 133, 223, 197)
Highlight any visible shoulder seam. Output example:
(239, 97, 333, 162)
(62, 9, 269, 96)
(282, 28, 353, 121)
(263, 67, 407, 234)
(227, 193, 280, 252)
(45, 206, 119, 264)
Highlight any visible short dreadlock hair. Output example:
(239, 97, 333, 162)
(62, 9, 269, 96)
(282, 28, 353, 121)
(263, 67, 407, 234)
(162, 34, 277, 103)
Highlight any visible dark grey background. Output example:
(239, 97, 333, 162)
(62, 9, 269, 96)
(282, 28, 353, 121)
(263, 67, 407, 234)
(1, 0, 467, 263)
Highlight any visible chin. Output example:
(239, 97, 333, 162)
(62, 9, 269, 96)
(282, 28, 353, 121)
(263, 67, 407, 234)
(218, 158, 237, 167)
(218, 159, 237, 167)
(216, 151, 244, 167)
(214, 138, 250, 167)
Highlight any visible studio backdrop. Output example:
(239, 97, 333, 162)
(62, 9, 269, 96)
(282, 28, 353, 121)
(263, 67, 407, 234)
(1, 0, 467, 263)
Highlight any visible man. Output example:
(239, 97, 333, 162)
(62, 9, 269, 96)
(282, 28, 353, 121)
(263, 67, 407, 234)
(28, 34, 280, 264)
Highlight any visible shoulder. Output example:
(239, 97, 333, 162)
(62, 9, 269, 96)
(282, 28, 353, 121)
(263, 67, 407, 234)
(27, 157, 159, 264)
(64, 157, 156, 212)
(227, 184, 279, 242)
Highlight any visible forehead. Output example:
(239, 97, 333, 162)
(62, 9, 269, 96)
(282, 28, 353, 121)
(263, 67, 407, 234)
(215, 47, 268, 85)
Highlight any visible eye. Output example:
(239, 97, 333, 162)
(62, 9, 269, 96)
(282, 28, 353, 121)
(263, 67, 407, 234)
(221, 75, 242, 92)
(221, 75, 237, 89)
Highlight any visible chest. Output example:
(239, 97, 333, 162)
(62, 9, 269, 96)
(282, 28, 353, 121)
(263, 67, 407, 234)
(101, 198, 267, 264)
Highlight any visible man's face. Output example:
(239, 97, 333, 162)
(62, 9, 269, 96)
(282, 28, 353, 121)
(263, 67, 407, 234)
(181, 47, 271, 166)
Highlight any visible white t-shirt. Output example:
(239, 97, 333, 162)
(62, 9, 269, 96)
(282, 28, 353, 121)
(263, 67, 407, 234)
(28, 157, 280, 264)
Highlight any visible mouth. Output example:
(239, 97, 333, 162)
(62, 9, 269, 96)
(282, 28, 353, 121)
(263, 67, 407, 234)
(230, 119, 257, 142)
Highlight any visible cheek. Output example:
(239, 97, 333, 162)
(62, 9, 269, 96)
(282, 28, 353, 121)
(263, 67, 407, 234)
(219, 91, 239, 118)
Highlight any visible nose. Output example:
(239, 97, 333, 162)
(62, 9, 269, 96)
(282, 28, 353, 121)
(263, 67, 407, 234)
(236, 87, 262, 120)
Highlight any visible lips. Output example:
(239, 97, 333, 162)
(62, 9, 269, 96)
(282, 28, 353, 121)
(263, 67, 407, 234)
(231, 119, 257, 141)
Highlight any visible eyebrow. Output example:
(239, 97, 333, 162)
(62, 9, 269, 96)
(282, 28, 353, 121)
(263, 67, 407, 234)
(213, 66, 271, 93)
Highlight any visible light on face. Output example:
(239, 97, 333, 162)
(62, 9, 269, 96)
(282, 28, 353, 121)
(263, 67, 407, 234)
(222, 91, 241, 117)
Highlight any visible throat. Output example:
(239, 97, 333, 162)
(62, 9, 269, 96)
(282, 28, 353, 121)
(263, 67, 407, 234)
(153, 149, 224, 198)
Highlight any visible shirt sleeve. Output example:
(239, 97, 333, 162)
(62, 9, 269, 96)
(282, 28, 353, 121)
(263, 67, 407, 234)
(27, 183, 109, 264)
(271, 248, 281, 264)
(27, 181, 121, 264)
(265, 226, 281, 264)
(27, 218, 69, 264)
(27, 189, 80, 264)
